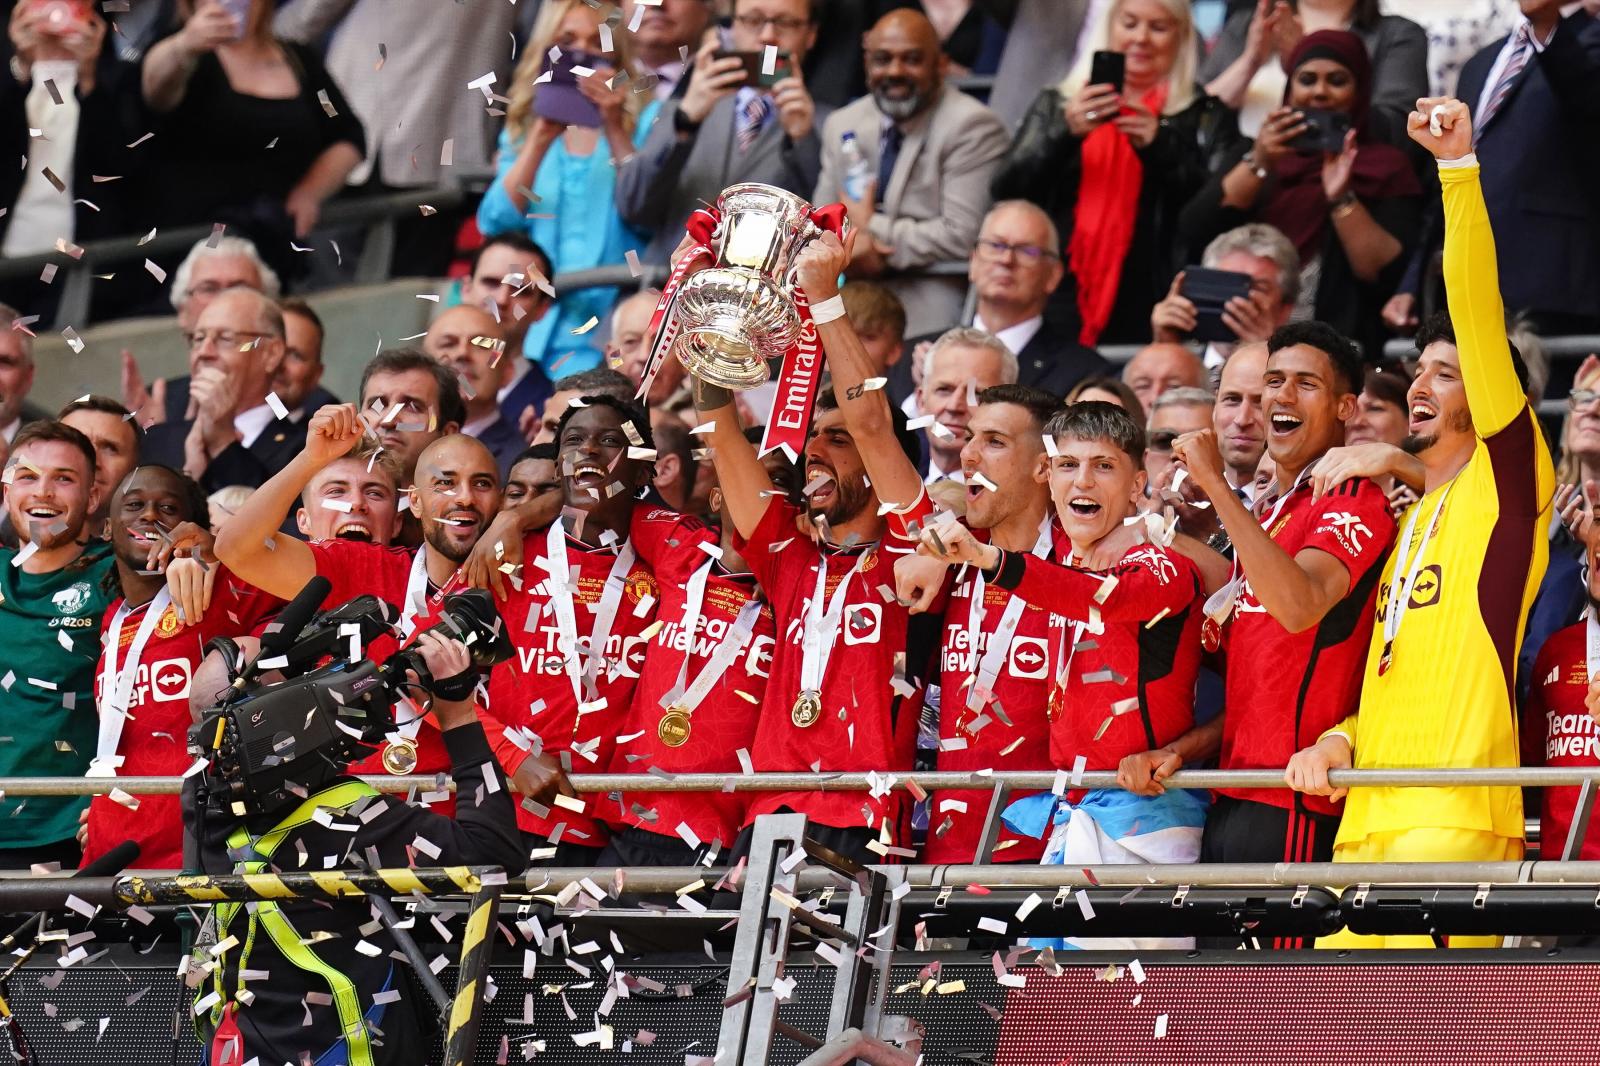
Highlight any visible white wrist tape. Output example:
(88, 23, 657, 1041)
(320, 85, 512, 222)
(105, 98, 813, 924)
(810, 294, 846, 324)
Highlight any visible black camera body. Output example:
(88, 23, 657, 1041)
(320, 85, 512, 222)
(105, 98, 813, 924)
(192, 586, 512, 819)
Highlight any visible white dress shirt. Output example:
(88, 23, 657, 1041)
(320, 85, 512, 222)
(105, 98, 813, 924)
(1, 418, 20, 445)
(3, 61, 79, 257)
(1474, 13, 1559, 120)
(974, 312, 1043, 359)
(232, 403, 276, 449)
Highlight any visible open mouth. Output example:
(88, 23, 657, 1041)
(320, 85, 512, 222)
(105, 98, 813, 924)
(24, 505, 62, 522)
(1409, 400, 1437, 432)
(569, 462, 608, 489)
(805, 464, 836, 503)
(333, 522, 373, 542)
(1269, 412, 1303, 438)
(438, 511, 480, 531)
(1065, 496, 1102, 518)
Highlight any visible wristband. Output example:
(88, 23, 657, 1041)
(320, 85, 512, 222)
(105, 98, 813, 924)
(1437, 153, 1477, 170)
(810, 294, 846, 324)
(429, 666, 480, 703)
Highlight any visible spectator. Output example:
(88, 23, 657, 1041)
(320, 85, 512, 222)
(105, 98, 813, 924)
(1212, 341, 1268, 501)
(1200, 0, 1427, 149)
(139, 287, 305, 492)
(273, 0, 518, 276)
(271, 297, 339, 421)
(650, 410, 698, 513)
(1, 1, 140, 272)
(502, 443, 560, 510)
(140, 0, 365, 283)
(294, 445, 401, 545)
(529, 367, 636, 446)
(1144, 385, 1213, 493)
(206, 483, 251, 533)
(622, 0, 716, 101)
(1152, 223, 1301, 366)
(1389, 0, 1600, 338)
(1178, 31, 1422, 362)
(480, 2, 654, 382)
(0, 421, 116, 870)
(919, 0, 1008, 76)
(839, 280, 908, 375)
(916, 327, 1017, 484)
(1122, 342, 1206, 415)
(1344, 362, 1410, 448)
(423, 305, 521, 477)
(123, 236, 283, 428)
(617, 0, 829, 265)
(991, 0, 1228, 346)
(611, 289, 686, 407)
(1067, 375, 1145, 426)
(460, 234, 556, 434)
(59, 395, 141, 531)
(985, 0, 1095, 130)
(817, 8, 1009, 335)
(357, 347, 467, 492)
(1385, 0, 1517, 98)
(0, 303, 48, 440)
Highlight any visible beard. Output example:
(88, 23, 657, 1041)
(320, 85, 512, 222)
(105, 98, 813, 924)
(422, 516, 476, 563)
(870, 82, 926, 120)
(1401, 407, 1472, 455)
(816, 473, 873, 529)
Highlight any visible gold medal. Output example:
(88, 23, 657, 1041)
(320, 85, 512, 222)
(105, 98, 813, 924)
(381, 738, 419, 775)
(1201, 615, 1223, 653)
(658, 706, 691, 747)
(792, 690, 822, 728)
(1047, 684, 1066, 722)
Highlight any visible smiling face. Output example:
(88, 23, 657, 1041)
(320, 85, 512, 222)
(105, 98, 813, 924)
(1214, 344, 1267, 482)
(919, 343, 1010, 473)
(425, 305, 508, 419)
(503, 456, 560, 510)
(411, 436, 501, 564)
(556, 403, 651, 531)
(6, 439, 96, 550)
(1345, 388, 1409, 448)
(1046, 435, 1145, 553)
(864, 11, 945, 121)
(1403, 340, 1472, 457)
(960, 402, 1048, 531)
(803, 405, 875, 528)
(1262, 344, 1355, 478)
(1108, 0, 1183, 90)
(297, 455, 400, 545)
(1287, 57, 1358, 114)
(110, 467, 197, 571)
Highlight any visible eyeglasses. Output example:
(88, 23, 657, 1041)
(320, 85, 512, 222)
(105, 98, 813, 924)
(976, 238, 1059, 264)
(1147, 429, 1179, 451)
(1572, 389, 1600, 411)
(733, 13, 809, 32)
(184, 329, 272, 351)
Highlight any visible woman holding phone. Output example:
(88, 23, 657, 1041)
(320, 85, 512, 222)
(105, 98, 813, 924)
(140, 0, 363, 282)
(1176, 31, 1420, 361)
(991, 0, 1232, 347)
(477, 0, 657, 378)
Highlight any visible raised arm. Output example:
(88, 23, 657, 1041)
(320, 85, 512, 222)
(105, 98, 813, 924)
(692, 376, 774, 540)
(1410, 97, 1523, 437)
(213, 403, 362, 599)
(792, 230, 925, 513)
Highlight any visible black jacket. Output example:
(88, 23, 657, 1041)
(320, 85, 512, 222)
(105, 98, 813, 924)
(140, 413, 309, 493)
(187, 722, 524, 1066)
(890, 317, 1113, 407)
(991, 86, 1236, 345)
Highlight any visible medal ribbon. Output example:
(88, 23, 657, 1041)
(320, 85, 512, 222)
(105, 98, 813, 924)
(92, 588, 172, 772)
(965, 522, 1053, 711)
(799, 548, 873, 697)
(667, 597, 764, 715)
(1380, 484, 1452, 666)
(545, 519, 639, 705)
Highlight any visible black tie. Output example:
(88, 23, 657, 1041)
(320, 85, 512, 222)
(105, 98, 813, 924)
(877, 125, 903, 202)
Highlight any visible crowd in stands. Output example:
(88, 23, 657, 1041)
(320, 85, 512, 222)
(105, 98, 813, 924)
(0, 0, 1598, 959)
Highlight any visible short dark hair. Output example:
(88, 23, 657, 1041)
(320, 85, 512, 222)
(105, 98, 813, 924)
(653, 416, 696, 481)
(471, 233, 553, 285)
(11, 420, 96, 479)
(359, 347, 467, 430)
(551, 367, 635, 402)
(1414, 310, 1529, 394)
(278, 296, 324, 343)
(553, 394, 655, 455)
(512, 442, 558, 467)
(815, 387, 921, 468)
(1267, 321, 1365, 396)
(58, 395, 144, 443)
(976, 383, 1061, 431)
(118, 464, 210, 531)
(1047, 400, 1145, 466)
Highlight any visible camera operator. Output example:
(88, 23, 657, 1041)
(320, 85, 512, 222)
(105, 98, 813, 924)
(187, 630, 523, 1066)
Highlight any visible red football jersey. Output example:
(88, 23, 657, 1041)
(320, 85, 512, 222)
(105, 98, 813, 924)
(929, 528, 1055, 864)
(609, 506, 776, 847)
(734, 499, 933, 837)
(1217, 477, 1396, 815)
(1523, 622, 1600, 860)
(84, 567, 277, 870)
(996, 543, 1204, 783)
(486, 526, 657, 844)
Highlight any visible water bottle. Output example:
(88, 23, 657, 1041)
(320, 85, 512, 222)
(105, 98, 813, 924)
(840, 132, 872, 201)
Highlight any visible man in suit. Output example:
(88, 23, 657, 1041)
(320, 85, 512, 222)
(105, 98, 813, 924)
(423, 305, 522, 478)
(622, 0, 716, 102)
(270, 298, 340, 422)
(140, 288, 306, 493)
(616, 0, 829, 265)
(815, 9, 1010, 337)
(1390, 0, 1600, 336)
(0, 303, 46, 443)
(916, 327, 1016, 485)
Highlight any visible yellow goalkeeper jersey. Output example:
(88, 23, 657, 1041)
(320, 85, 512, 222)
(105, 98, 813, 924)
(1330, 161, 1554, 847)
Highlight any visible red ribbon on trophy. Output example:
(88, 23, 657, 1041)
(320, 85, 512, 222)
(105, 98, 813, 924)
(636, 201, 851, 462)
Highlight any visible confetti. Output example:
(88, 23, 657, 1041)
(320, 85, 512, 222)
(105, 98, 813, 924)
(317, 89, 337, 117)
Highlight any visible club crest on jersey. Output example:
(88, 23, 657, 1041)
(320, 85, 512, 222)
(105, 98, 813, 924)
(1123, 547, 1177, 585)
(52, 581, 91, 616)
(1316, 511, 1374, 555)
(155, 605, 184, 638)
(624, 572, 657, 606)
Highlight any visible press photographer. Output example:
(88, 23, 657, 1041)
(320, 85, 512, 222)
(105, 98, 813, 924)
(184, 581, 523, 1066)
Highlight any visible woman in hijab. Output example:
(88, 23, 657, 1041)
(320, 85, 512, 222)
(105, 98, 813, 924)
(1177, 30, 1421, 361)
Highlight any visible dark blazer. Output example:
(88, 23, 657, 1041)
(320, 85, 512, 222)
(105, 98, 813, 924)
(162, 375, 340, 424)
(470, 414, 525, 479)
(890, 316, 1113, 406)
(140, 414, 308, 493)
(1439, 14, 1600, 324)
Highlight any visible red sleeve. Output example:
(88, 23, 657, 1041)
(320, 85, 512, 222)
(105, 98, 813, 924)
(628, 505, 713, 568)
(1521, 628, 1576, 769)
(1296, 478, 1399, 583)
(1004, 546, 1200, 624)
(882, 488, 934, 545)
(479, 709, 532, 777)
(731, 497, 804, 591)
(205, 564, 284, 639)
(307, 539, 412, 609)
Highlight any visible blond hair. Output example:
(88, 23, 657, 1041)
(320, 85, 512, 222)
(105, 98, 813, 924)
(1059, 0, 1197, 117)
(505, 1, 640, 144)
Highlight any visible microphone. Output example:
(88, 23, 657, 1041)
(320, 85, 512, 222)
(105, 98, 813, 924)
(0, 840, 143, 952)
(230, 576, 331, 694)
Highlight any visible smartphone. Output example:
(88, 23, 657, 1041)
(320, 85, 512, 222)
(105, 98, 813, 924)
(216, 0, 251, 39)
(534, 48, 604, 129)
(713, 49, 793, 88)
(1288, 108, 1352, 154)
(1088, 50, 1126, 94)
(1179, 267, 1255, 343)
(26, 0, 89, 34)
